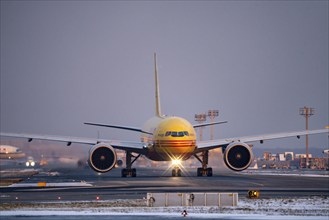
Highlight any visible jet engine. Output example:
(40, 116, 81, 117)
(223, 142, 253, 171)
(88, 143, 117, 173)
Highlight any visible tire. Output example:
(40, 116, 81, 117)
(207, 167, 213, 177)
(177, 169, 182, 177)
(172, 169, 177, 177)
(121, 169, 127, 177)
(197, 168, 202, 176)
(132, 168, 137, 177)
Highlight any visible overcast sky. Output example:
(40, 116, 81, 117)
(1, 1, 328, 155)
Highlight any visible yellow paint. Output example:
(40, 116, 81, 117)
(152, 117, 196, 158)
(37, 182, 47, 187)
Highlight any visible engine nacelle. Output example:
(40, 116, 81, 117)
(224, 142, 253, 171)
(88, 143, 117, 173)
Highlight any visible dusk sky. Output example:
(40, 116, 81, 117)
(1, 1, 328, 156)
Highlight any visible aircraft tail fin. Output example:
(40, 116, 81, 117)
(154, 53, 162, 117)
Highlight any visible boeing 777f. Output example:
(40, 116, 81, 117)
(1, 54, 328, 177)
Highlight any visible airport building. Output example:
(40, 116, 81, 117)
(263, 152, 296, 162)
(259, 151, 328, 170)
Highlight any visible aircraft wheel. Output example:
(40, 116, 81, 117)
(177, 169, 182, 177)
(207, 167, 213, 177)
(122, 168, 137, 177)
(197, 168, 202, 176)
(172, 169, 177, 177)
(121, 169, 127, 177)
(132, 168, 137, 177)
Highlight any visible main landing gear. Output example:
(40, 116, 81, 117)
(121, 168, 136, 177)
(121, 151, 141, 177)
(194, 150, 213, 177)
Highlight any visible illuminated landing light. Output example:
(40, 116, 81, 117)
(248, 190, 260, 199)
(96, 196, 100, 200)
(58, 196, 61, 200)
(26, 161, 35, 167)
(161, 155, 190, 177)
(171, 159, 182, 166)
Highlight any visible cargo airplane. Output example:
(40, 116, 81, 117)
(0, 145, 26, 160)
(1, 54, 328, 177)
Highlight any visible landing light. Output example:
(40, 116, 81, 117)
(248, 190, 260, 199)
(171, 159, 182, 166)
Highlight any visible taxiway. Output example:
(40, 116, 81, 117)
(1, 167, 328, 203)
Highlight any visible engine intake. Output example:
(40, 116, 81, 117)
(224, 142, 253, 171)
(88, 143, 117, 173)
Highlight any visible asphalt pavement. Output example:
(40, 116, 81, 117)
(1, 167, 328, 203)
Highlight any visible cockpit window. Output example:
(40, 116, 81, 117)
(165, 131, 171, 136)
(165, 131, 189, 137)
(171, 132, 178, 137)
(172, 132, 184, 137)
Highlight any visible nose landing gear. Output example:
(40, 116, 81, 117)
(172, 166, 182, 177)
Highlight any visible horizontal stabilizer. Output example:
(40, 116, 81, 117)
(84, 122, 152, 135)
(193, 121, 228, 128)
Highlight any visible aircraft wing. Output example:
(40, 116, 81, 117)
(196, 128, 329, 152)
(193, 121, 228, 128)
(84, 122, 153, 135)
(0, 132, 146, 154)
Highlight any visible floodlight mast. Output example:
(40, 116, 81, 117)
(208, 110, 219, 140)
(195, 113, 207, 141)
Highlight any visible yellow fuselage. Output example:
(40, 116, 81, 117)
(142, 117, 197, 161)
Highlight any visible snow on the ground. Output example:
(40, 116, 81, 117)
(9, 181, 93, 187)
(1, 196, 328, 217)
(1, 210, 328, 220)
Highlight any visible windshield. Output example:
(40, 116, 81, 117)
(165, 131, 189, 137)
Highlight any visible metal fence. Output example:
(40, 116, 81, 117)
(147, 192, 238, 207)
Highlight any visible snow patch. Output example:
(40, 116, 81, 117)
(1, 197, 328, 217)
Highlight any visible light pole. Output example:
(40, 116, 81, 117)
(299, 106, 315, 168)
(195, 113, 207, 141)
(208, 110, 219, 140)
